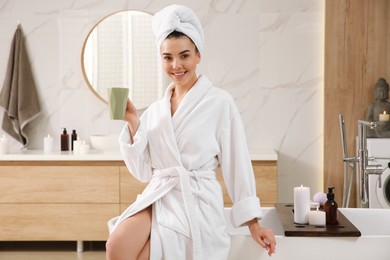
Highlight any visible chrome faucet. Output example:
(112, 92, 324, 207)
(339, 114, 384, 207)
(357, 120, 383, 206)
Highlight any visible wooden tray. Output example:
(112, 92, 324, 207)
(274, 203, 361, 237)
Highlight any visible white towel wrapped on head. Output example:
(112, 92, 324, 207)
(152, 4, 204, 53)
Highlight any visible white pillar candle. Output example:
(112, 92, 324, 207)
(79, 143, 90, 155)
(294, 185, 310, 224)
(73, 139, 82, 155)
(379, 111, 389, 121)
(43, 134, 54, 154)
(309, 206, 326, 226)
(0, 135, 9, 154)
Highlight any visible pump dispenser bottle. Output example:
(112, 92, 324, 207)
(324, 187, 338, 225)
(71, 130, 77, 151)
(61, 128, 69, 151)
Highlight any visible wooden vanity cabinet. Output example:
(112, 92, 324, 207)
(0, 160, 276, 241)
(217, 161, 278, 207)
(0, 161, 121, 241)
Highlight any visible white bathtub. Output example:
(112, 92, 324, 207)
(225, 207, 390, 260)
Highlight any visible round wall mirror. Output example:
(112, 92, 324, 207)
(81, 10, 165, 109)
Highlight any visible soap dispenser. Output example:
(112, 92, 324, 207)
(61, 128, 69, 151)
(71, 129, 77, 151)
(324, 187, 338, 225)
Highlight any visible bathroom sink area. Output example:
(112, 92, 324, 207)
(225, 207, 390, 260)
(89, 134, 119, 151)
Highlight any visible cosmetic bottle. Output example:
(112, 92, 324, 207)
(324, 187, 338, 225)
(71, 129, 77, 151)
(61, 128, 69, 151)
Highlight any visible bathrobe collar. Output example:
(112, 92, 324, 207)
(163, 75, 212, 118)
(159, 75, 212, 166)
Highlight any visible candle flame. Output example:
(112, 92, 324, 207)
(384, 111, 387, 115)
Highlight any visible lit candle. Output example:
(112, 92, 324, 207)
(73, 138, 83, 155)
(379, 111, 389, 121)
(0, 135, 9, 154)
(309, 206, 326, 226)
(43, 134, 54, 154)
(79, 143, 90, 155)
(294, 185, 310, 224)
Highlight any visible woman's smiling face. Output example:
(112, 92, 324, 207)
(160, 35, 201, 88)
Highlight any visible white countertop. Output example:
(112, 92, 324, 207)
(0, 148, 277, 161)
(0, 149, 122, 161)
(250, 148, 278, 161)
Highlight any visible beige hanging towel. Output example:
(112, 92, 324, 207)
(0, 25, 41, 146)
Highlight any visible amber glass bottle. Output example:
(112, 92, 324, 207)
(71, 129, 77, 151)
(61, 128, 69, 151)
(324, 187, 338, 225)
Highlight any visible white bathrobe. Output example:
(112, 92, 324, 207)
(111, 75, 262, 259)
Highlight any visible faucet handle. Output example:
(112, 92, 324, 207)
(366, 164, 383, 174)
(366, 164, 384, 188)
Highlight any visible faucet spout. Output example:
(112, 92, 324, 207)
(358, 120, 378, 129)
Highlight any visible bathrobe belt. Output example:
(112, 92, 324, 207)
(153, 167, 216, 260)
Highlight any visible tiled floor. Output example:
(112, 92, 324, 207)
(0, 241, 106, 260)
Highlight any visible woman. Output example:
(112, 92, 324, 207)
(106, 4, 276, 260)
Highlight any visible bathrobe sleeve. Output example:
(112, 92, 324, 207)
(119, 120, 153, 182)
(218, 97, 262, 228)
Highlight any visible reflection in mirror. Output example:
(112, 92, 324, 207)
(82, 10, 164, 109)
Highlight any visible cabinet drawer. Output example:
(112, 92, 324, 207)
(120, 167, 148, 204)
(217, 161, 277, 207)
(0, 166, 119, 203)
(253, 161, 278, 206)
(0, 203, 119, 240)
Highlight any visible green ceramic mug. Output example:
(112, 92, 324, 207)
(107, 87, 129, 120)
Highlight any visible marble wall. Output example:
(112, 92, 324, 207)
(0, 0, 324, 203)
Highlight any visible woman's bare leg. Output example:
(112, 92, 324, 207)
(106, 206, 152, 260)
(137, 238, 151, 260)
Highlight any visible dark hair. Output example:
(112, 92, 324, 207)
(166, 31, 199, 53)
